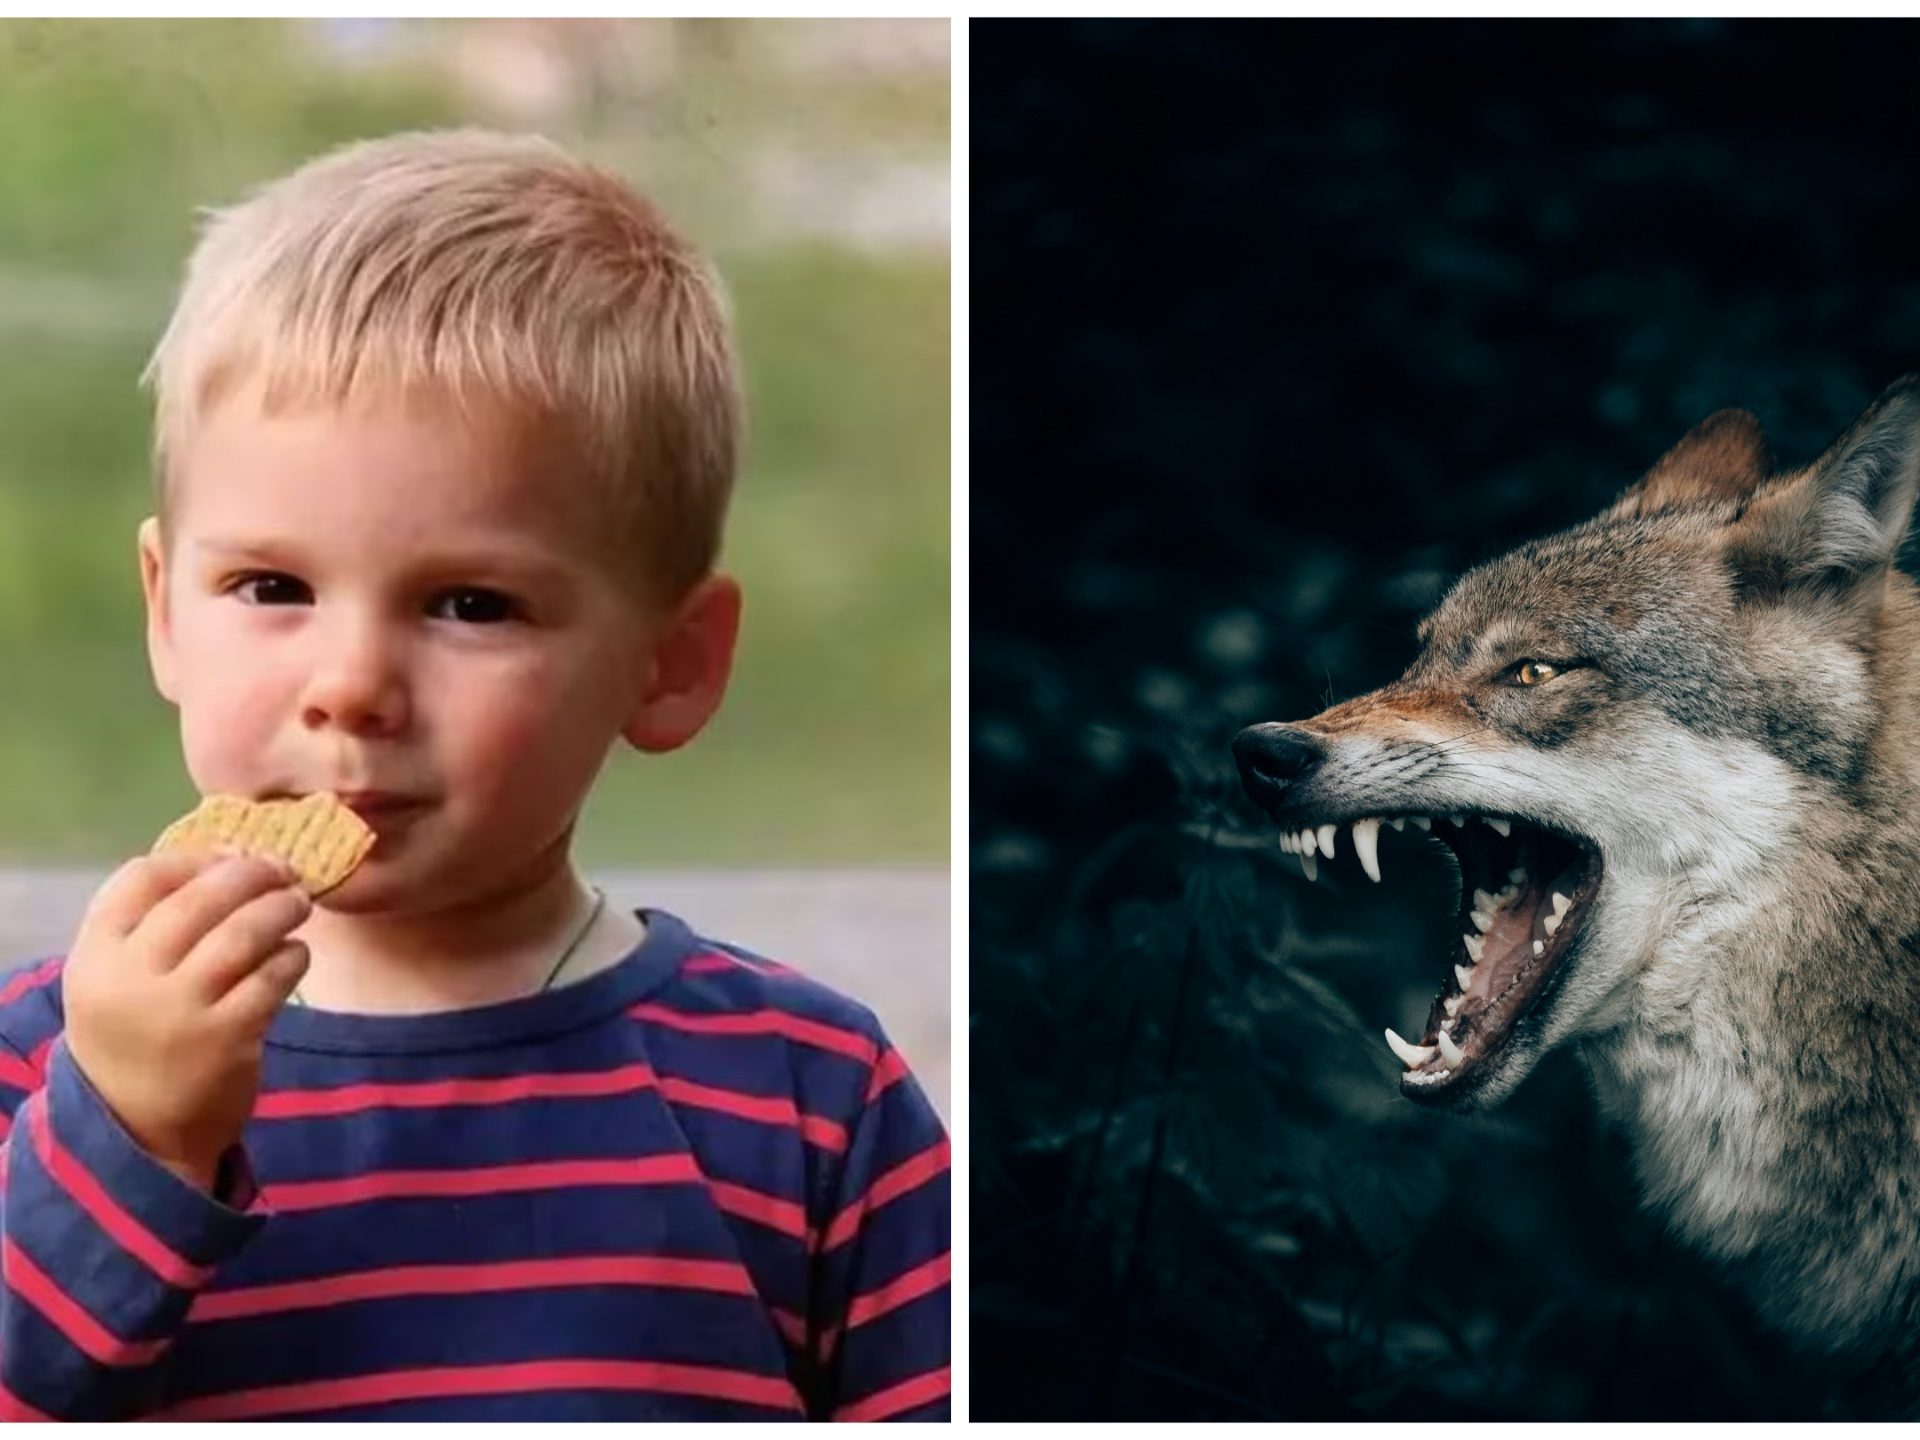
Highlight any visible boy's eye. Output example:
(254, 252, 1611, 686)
(430, 588, 521, 625)
(230, 572, 311, 605)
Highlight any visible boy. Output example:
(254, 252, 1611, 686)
(0, 129, 949, 1420)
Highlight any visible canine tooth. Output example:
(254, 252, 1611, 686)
(1473, 888, 1498, 913)
(1411, 816, 1431, 831)
(1471, 910, 1493, 933)
(1384, 1028, 1436, 1069)
(1485, 817, 1511, 837)
(1444, 994, 1463, 1017)
(1389, 818, 1406, 831)
(1463, 934, 1484, 962)
(1300, 850, 1318, 882)
(1455, 963, 1475, 991)
(1316, 824, 1336, 858)
(1533, 939, 1545, 956)
(1543, 912, 1562, 936)
(1436, 1030, 1466, 1066)
(1352, 819, 1382, 883)
(1551, 891, 1572, 918)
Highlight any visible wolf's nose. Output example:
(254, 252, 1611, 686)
(1232, 723, 1323, 807)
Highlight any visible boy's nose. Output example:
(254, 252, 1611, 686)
(300, 621, 411, 736)
(1232, 723, 1323, 810)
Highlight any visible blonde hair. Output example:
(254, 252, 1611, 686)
(144, 128, 741, 604)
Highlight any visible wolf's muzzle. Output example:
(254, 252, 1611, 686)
(1233, 722, 1324, 810)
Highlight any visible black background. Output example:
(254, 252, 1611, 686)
(972, 18, 1920, 1420)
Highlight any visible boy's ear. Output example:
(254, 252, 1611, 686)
(622, 574, 743, 754)
(1725, 376, 1920, 615)
(1603, 407, 1771, 521)
(137, 517, 180, 705)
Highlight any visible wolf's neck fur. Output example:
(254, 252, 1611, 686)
(1588, 578, 1920, 1362)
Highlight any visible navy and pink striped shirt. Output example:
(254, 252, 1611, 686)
(0, 908, 950, 1420)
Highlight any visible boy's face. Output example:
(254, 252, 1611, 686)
(140, 380, 739, 913)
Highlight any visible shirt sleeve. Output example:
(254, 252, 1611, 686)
(811, 1042, 951, 1421)
(0, 1036, 265, 1419)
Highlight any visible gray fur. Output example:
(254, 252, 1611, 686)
(1252, 378, 1920, 1405)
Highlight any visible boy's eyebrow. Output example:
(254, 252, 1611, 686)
(189, 537, 576, 584)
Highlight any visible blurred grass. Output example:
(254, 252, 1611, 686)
(0, 19, 948, 865)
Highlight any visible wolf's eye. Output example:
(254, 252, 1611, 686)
(1515, 661, 1560, 687)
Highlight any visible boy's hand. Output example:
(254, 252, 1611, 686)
(62, 851, 312, 1193)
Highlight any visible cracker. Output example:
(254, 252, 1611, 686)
(153, 792, 376, 895)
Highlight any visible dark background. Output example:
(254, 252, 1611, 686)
(972, 18, 1920, 1421)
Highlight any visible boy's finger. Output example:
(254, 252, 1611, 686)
(131, 855, 303, 973)
(177, 886, 313, 1002)
(81, 850, 234, 945)
(212, 940, 310, 1032)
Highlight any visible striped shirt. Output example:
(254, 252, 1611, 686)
(0, 909, 950, 1420)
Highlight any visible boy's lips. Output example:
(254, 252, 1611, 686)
(335, 792, 429, 822)
(258, 789, 428, 820)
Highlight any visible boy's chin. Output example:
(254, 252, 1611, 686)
(310, 860, 408, 914)
(308, 852, 496, 916)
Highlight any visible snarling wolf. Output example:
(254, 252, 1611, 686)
(1233, 378, 1920, 1394)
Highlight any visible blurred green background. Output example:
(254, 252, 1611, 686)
(0, 17, 949, 867)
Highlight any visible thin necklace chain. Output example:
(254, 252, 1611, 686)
(286, 887, 607, 1010)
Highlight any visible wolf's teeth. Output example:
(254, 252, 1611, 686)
(1279, 832, 1295, 853)
(1551, 891, 1572, 918)
(1300, 850, 1318, 882)
(1533, 939, 1545, 956)
(1316, 824, 1336, 859)
(1470, 910, 1493, 933)
(1448, 814, 1466, 827)
(1455, 962, 1475, 991)
(1384, 1028, 1436, 1069)
(1389, 818, 1406, 831)
(1436, 1030, 1465, 1066)
(1298, 828, 1315, 854)
(1444, 994, 1463, 1017)
(1351, 819, 1382, 883)
(1496, 884, 1520, 904)
(1473, 888, 1499, 913)
(1463, 934, 1484, 962)
(1485, 817, 1511, 837)
(1543, 912, 1563, 936)
(1509, 867, 1528, 885)
(1411, 816, 1431, 831)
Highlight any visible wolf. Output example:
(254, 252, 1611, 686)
(1232, 377, 1920, 1402)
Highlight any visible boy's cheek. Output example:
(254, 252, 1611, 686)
(174, 675, 288, 793)
(454, 692, 609, 812)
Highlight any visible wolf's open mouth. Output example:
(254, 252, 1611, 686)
(1277, 813, 1603, 1099)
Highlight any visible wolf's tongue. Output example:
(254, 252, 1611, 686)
(1474, 899, 1542, 992)
(1458, 888, 1546, 1011)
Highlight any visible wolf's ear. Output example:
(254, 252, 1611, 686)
(1725, 377, 1920, 609)
(1603, 408, 1771, 521)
